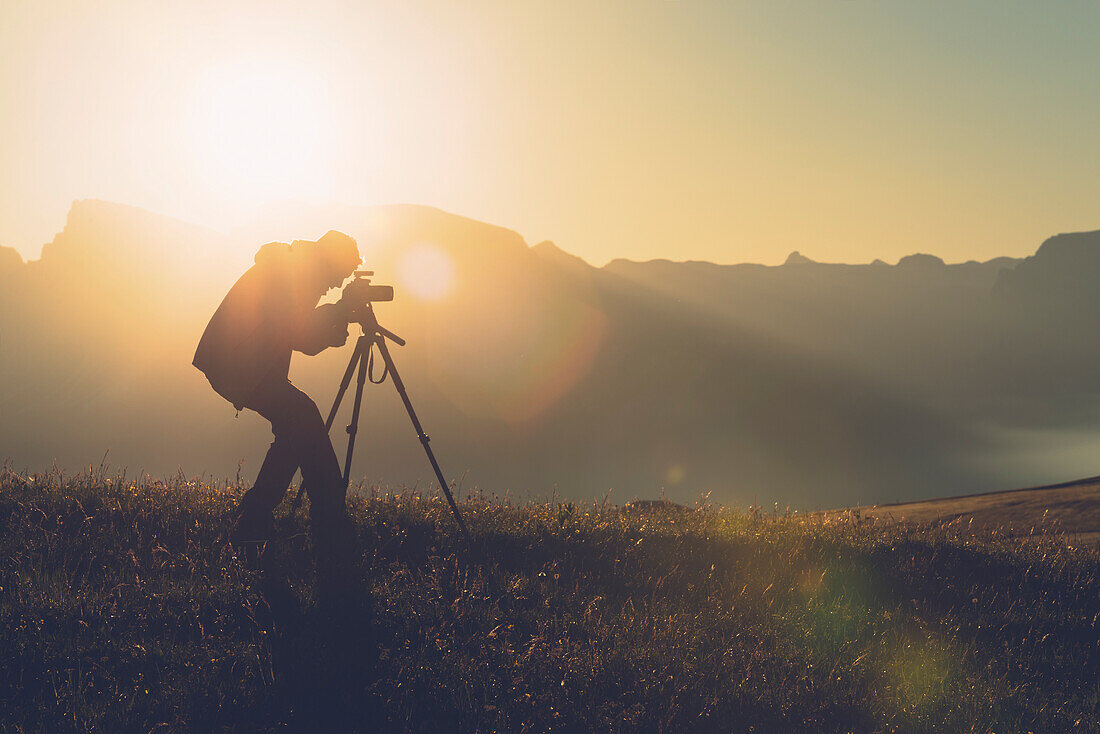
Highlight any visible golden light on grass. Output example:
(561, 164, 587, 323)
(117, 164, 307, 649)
(889, 635, 954, 713)
(187, 61, 336, 203)
(397, 243, 455, 301)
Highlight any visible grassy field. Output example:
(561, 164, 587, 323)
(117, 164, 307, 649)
(1, 467, 1098, 733)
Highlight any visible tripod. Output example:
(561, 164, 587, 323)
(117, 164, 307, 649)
(291, 301, 471, 543)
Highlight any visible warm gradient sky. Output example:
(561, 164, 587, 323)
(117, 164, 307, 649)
(3, 1, 1099, 265)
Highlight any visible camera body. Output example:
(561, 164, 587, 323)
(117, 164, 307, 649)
(343, 270, 394, 303)
(338, 270, 393, 323)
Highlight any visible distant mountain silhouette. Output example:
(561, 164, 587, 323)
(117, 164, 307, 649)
(0, 246, 21, 271)
(995, 230, 1100, 302)
(783, 251, 815, 265)
(3, 201, 1100, 507)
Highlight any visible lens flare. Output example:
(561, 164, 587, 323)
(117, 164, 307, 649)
(665, 464, 687, 485)
(397, 243, 455, 300)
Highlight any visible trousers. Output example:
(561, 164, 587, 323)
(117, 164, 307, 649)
(240, 380, 349, 548)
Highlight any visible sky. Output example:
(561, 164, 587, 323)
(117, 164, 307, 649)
(2, 0, 1099, 266)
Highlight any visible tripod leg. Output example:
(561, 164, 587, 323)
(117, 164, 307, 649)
(342, 338, 371, 489)
(325, 337, 367, 431)
(373, 337, 471, 543)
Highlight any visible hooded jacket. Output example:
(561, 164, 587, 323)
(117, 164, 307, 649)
(193, 240, 345, 409)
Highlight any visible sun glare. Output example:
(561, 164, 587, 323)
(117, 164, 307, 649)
(188, 62, 335, 203)
(397, 244, 455, 300)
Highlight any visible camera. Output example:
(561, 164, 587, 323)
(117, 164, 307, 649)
(342, 270, 394, 304)
(336, 270, 393, 326)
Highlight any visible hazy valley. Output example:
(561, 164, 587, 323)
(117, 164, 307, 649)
(4, 200, 1100, 508)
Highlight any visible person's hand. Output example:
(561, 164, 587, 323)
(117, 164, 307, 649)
(327, 322, 350, 348)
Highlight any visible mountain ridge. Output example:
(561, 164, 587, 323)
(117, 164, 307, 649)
(12, 198, 1040, 273)
(4, 199, 1100, 507)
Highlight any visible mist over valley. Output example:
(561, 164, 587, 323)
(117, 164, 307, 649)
(4, 199, 1100, 508)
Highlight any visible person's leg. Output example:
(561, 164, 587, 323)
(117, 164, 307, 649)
(266, 384, 346, 518)
(236, 380, 356, 600)
(231, 385, 302, 542)
(269, 385, 358, 604)
(253, 382, 351, 546)
(279, 388, 352, 542)
(239, 438, 298, 516)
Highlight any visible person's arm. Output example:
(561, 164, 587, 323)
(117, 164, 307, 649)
(288, 302, 350, 356)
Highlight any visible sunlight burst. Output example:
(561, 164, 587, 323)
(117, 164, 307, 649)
(397, 244, 455, 300)
(188, 61, 335, 202)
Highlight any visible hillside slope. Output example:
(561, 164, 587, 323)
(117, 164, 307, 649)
(849, 477, 1100, 546)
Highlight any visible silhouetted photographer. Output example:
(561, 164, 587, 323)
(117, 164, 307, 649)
(193, 231, 362, 576)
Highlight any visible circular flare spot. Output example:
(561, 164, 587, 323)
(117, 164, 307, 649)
(397, 243, 455, 300)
